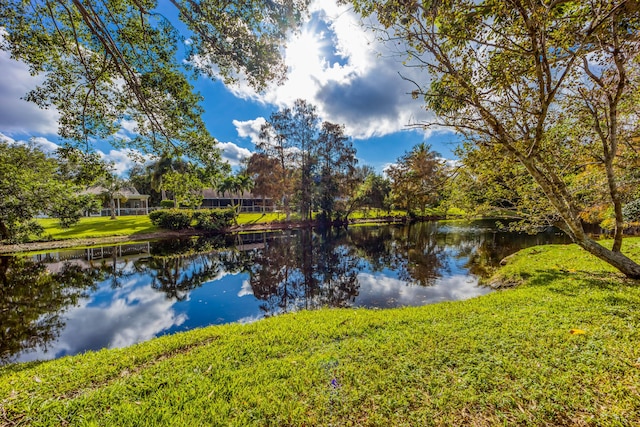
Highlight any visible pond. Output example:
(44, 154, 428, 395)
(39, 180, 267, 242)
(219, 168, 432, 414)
(0, 220, 569, 364)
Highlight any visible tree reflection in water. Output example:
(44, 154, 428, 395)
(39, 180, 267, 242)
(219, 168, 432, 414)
(247, 228, 363, 316)
(0, 256, 101, 363)
(135, 236, 230, 301)
(0, 221, 569, 363)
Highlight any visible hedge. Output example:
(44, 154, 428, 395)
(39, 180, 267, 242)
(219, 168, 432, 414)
(149, 208, 235, 232)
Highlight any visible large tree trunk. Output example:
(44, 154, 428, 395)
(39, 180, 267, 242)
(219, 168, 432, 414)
(109, 197, 117, 220)
(0, 220, 9, 241)
(521, 156, 640, 279)
(578, 237, 640, 279)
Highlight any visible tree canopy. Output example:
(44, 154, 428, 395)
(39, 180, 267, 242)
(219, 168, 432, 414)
(386, 143, 447, 215)
(256, 99, 358, 221)
(0, 0, 310, 161)
(0, 143, 101, 242)
(347, 0, 640, 278)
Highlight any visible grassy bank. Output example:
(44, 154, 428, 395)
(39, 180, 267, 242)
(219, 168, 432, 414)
(2, 240, 639, 425)
(35, 211, 409, 242)
(36, 213, 292, 241)
(37, 216, 159, 240)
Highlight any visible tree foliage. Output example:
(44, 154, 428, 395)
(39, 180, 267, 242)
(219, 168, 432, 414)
(347, 0, 640, 278)
(246, 152, 284, 212)
(387, 143, 447, 214)
(315, 122, 357, 220)
(0, 0, 309, 160)
(259, 99, 320, 220)
(0, 142, 101, 242)
(161, 170, 205, 209)
(257, 99, 358, 221)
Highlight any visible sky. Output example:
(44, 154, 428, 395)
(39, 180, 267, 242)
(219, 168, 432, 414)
(0, 1, 461, 176)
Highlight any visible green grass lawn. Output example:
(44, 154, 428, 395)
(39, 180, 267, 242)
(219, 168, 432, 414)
(235, 212, 289, 225)
(2, 239, 639, 425)
(35, 211, 409, 242)
(37, 216, 160, 240)
(36, 213, 288, 241)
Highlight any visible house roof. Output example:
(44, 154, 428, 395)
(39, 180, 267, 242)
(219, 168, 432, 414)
(83, 186, 150, 199)
(202, 189, 268, 200)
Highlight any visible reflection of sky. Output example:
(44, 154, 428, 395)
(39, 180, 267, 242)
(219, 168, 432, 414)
(159, 272, 264, 336)
(354, 272, 491, 308)
(350, 245, 490, 309)
(16, 266, 263, 363)
(11, 225, 514, 363)
(17, 275, 187, 363)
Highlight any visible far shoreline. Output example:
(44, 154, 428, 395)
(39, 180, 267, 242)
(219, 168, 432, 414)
(0, 216, 412, 255)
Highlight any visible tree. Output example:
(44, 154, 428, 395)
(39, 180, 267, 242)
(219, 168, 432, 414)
(315, 122, 357, 221)
(235, 174, 255, 213)
(0, 1, 310, 161)
(246, 153, 283, 213)
(386, 144, 447, 215)
(162, 171, 205, 209)
(257, 99, 360, 222)
(259, 99, 320, 220)
(357, 172, 392, 216)
(0, 142, 97, 242)
(128, 164, 160, 207)
(217, 174, 254, 222)
(347, 0, 640, 278)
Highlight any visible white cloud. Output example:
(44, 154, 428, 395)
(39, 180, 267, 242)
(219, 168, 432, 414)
(0, 42, 59, 135)
(221, 1, 435, 140)
(114, 118, 139, 141)
(232, 117, 266, 144)
(31, 136, 61, 153)
(0, 132, 60, 153)
(218, 141, 252, 166)
(98, 148, 149, 176)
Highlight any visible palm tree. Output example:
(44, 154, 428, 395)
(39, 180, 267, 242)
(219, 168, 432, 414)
(100, 174, 126, 220)
(217, 177, 235, 203)
(150, 155, 173, 201)
(235, 175, 255, 213)
(150, 154, 189, 202)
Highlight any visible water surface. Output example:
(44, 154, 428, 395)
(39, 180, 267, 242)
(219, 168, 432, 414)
(0, 220, 568, 364)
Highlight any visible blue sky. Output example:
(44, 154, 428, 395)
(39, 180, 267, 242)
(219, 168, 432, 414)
(0, 1, 460, 176)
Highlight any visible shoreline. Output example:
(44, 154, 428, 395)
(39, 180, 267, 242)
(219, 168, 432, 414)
(0, 217, 408, 255)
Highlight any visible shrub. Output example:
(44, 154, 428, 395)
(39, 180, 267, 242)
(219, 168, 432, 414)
(192, 208, 235, 232)
(623, 199, 640, 223)
(149, 209, 192, 230)
(160, 200, 176, 209)
(149, 210, 167, 225)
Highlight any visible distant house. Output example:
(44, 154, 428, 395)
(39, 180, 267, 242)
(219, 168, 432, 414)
(84, 186, 151, 216)
(201, 189, 274, 212)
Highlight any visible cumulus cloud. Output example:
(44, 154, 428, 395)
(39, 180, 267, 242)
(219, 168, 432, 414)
(0, 132, 60, 153)
(218, 141, 252, 166)
(97, 148, 147, 176)
(223, 0, 435, 139)
(0, 44, 59, 135)
(232, 117, 266, 145)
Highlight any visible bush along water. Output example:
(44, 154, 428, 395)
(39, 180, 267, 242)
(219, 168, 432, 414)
(149, 209, 235, 232)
